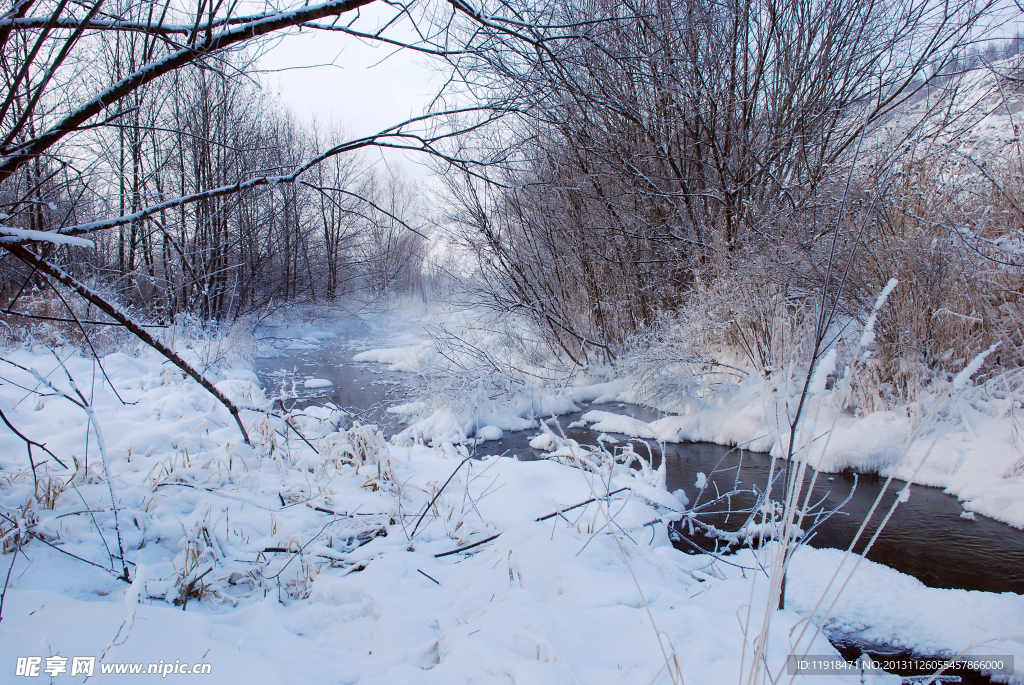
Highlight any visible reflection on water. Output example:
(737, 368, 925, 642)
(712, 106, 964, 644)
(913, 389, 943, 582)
(484, 409, 1024, 595)
(254, 335, 412, 434)
(254, 338, 1024, 596)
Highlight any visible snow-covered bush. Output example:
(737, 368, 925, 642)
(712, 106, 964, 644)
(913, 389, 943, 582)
(618, 266, 816, 410)
(0, 291, 135, 354)
(617, 139, 1024, 418)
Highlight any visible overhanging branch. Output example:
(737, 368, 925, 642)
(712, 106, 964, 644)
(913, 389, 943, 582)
(3, 244, 253, 445)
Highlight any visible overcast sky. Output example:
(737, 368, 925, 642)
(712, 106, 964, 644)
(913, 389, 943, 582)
(253, 7, 448, 184)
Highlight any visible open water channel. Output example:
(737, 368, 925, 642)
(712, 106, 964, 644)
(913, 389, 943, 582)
(256, 329, 1024, 683)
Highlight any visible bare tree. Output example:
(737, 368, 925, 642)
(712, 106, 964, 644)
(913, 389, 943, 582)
(443, 0, 996, 361)
(0, 0, 524, 443)
(359, 166, 427, 297)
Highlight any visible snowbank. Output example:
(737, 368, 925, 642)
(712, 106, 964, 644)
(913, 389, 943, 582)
(0, 327, 1018, 684)
(353, 343, 438, 373)
(784, 545, 1024, 683)
(573, 376, 1024, 530)
(476, 425, 503, 441)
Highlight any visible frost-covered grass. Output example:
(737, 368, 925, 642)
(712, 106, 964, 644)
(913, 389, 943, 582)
(1, 308, 1022, 684)
(351, 302, 1024, 531)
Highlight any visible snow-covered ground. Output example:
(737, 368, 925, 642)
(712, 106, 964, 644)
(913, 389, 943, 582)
(0, 306, 1021, 683)
(570, 374, 1024, 531)
(345, 304, 1024, 532)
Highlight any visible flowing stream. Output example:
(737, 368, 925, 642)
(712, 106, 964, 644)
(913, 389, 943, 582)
(256, 331, 1023, 684)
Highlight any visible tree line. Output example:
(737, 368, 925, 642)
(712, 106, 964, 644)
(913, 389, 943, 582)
(439, 0, 1023, 401)
(2, 0, 1021, 410)
(0, 0, 484, 331)
(3, 51, 426, 323)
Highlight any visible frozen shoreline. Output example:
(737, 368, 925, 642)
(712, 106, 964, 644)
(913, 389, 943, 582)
(356, 305, 1024, 531)
(568, 375, 1024, 531)
(0, 308, 1021, 683)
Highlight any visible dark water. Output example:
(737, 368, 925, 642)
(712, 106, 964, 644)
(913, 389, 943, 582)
(256, 336, 1022, 682)
(481, 406, 1024, 596)
(254, 330, 414, 434)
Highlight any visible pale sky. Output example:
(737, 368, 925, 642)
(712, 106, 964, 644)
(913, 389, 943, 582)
(254, 6, 449, 184)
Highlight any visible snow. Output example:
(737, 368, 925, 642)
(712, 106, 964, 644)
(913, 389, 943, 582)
(476, 425, 503, 441)
(858, 278, 899, 352)
(808, 348, 837, 395)
(569, 379, 631, 404)
(2, 306, 1021, 684)
(0, 226, 95, 248)
(953, 342, 1001, 390)
(303, 378, 334, 388)
(0, 338, 893, 684)
(529, 432, 556, 451)
(783, 544, 1024, 680)
(353, 344, 437, 373)
(581, 410, 657, 439)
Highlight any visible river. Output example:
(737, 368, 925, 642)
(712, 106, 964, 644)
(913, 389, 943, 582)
(255, 326, 1023, 683)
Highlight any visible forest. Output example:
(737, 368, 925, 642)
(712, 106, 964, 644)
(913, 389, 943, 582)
(1, 1, 1024, 684)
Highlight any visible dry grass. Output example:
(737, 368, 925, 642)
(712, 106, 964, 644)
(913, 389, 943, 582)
(0, 292, 133, 353)
(843, 154, 1023, 406)
(626, 147, 1024, 415)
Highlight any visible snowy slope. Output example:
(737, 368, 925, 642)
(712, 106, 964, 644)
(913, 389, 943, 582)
(569, 374, 1024, 531)
(1, 318, 1019, 683)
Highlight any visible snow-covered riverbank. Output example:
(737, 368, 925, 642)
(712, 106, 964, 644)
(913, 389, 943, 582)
(357, 304, 1024, 532)
(0, 308, 1021, 683)
(573, 378, 1024, 531)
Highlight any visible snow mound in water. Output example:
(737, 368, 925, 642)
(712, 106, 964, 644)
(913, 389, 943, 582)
(284, 340, 319, 351)
(391, 409, 472, 446)
(529, 432, 556, 450)
(476, 425, 503, 441)
(303, 378, 333, 389)
(582, 410, 657, 439)
(353, 343, 437, 373)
